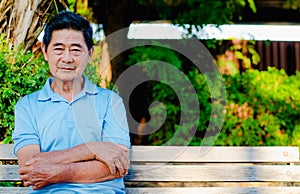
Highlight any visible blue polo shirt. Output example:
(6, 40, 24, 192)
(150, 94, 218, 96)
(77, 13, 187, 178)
(13, 77, 131, 194)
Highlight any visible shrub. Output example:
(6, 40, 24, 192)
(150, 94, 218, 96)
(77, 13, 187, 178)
(126, 45, 300, 146)
(126, 45, 224, 145)
(215, 67, 300, 146)
(0, 36, 50, 143)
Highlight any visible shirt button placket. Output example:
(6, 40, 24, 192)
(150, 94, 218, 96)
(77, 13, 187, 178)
(66, 104, 74, 128)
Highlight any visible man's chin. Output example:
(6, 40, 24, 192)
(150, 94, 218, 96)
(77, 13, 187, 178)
(54, 73, 82, 83)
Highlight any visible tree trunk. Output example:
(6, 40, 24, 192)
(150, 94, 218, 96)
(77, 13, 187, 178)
(0, 0, 65, 52)
(93, 0, 132, 85)
(0, 0, 14, 44)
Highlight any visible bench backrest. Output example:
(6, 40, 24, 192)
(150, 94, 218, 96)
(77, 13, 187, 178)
(1, 144, 300, 194)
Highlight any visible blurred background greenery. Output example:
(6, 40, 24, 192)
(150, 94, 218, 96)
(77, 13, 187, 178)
(0, 0, 299, 146)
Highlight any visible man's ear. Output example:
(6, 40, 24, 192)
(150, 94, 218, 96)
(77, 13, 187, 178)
(88, 46, 94, 57)
(87, 46, 94, 62)
(41, 43, 48, 61)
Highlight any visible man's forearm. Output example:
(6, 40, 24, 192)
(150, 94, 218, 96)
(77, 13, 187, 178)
(33, 142, 130, 177)
(33, 143, 95, 164)
(20, 159, 121, 190)
(18, 141, 129, 189)
(58, 160, 120, 183)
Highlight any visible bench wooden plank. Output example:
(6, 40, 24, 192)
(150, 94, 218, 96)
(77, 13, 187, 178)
(1, 144, 299, 162)
(1, 145, 299, 194)
(0, 187, 29, 194)
(0, 165, 20, 181)
(131, 146, 300, 162)
(1, 145, 299, 162)
(0, 144, 15, 160)
(125, 164, 300, 182)
(1, 187, 300, 194)
(125, 187, 300, 194)
(2, 164, 300, 182)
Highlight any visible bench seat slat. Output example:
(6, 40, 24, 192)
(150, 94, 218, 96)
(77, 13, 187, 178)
(2, 164, 300, 182)
(1, 145, 299, 162)
(1, 187, 300, 194)
(131, 146, 300, 162)
(0, 144, 15, 160)
(125, 187, 300, 194)
(0, 165, 20, 181)
(0, 187, 29, 194)
(1, 145, 299, 193)
(125, 164, 300, 182)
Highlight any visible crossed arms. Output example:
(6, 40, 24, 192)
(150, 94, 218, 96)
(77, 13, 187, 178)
(17, 142, 130, 190)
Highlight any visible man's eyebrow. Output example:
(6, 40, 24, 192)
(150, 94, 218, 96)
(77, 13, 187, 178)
(53, 43, 64, 47)
(52, 43, 84, 48)
(70, 43, 84, 48)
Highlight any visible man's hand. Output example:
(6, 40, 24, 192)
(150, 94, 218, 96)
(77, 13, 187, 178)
(19, 157, 59, 190)
(87, 142, 130, 177)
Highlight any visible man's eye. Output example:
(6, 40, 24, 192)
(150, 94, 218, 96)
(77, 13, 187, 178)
(71, 49, 81, 55)
(54, 48, 63, 53)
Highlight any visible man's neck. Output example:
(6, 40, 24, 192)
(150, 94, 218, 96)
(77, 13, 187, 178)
(51, 77, 84, 102)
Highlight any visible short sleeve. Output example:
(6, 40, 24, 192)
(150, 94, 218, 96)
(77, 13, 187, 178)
(13, 96, 40, 155)
(102, 91, 131, 148)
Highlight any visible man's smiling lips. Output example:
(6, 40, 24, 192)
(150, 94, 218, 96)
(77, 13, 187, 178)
(58, 66, 75, 71)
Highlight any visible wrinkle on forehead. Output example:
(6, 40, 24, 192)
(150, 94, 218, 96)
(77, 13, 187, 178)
(50, 29, 87, 49)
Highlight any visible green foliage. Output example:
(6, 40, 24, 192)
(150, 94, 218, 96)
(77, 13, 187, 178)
(0, 35, 50, 143)
(283, 0, 300, 10)
(138, 0, 256, 34)
(66, 0, 94, 22)
(84, 60, 101, 86)
(126, 45, 184, 144)
(0, 182, 14, 187)
(84, 45, 109, 90)
(66, 0, 77, 12)
(126, 45, 223, 146)
(0, 181, 22, 187)
(176, 1, 243, 26)
(126, 45, 300, 146)
(216, 67, 300, 146)
(232, 40, 261, 69)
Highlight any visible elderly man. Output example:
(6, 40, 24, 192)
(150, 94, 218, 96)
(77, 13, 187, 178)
(13, 11, 130, 193)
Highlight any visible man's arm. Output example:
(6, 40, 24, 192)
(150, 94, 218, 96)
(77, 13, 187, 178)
(19, 157, 119, 190)
(29, 142, 130, 175)
(17, 143, 130, 190)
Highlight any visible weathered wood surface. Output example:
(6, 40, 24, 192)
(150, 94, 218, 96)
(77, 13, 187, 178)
(2, 164, 300, 182)
(125, 187, 300, 194)
(0, 144, 15, 160)
(1, 144, 299, 162)
(1, 145, 299, 194)
(125, 164, 300, 182)
(1, 187, 300, 194)
(131, 146, 299, 162)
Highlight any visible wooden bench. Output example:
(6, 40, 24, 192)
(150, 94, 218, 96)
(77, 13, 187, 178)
(1, 144, 300, 193)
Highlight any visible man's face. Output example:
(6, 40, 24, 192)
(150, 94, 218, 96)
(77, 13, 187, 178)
(42, 29, 93, 82)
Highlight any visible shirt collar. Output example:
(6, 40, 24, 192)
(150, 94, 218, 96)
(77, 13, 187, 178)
(82, 76, 98, 95)
(38, 76, 98, 101)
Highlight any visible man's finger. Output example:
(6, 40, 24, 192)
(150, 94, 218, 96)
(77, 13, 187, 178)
(119, 145, 129, 152)
(119, 156, 130, 176)
(20, 174, 29, 181)
(23, 180, 32, 187)
(114, 159, 125, 176)
(25, 158, 36, 166)
(19, 167, 30, 175)
(107, 163, 116, 175)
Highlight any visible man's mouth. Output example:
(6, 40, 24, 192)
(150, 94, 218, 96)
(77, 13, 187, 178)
(58, 66, 75, 71)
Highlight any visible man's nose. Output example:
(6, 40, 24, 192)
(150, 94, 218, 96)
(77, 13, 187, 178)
(61, 50, 73, 63)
